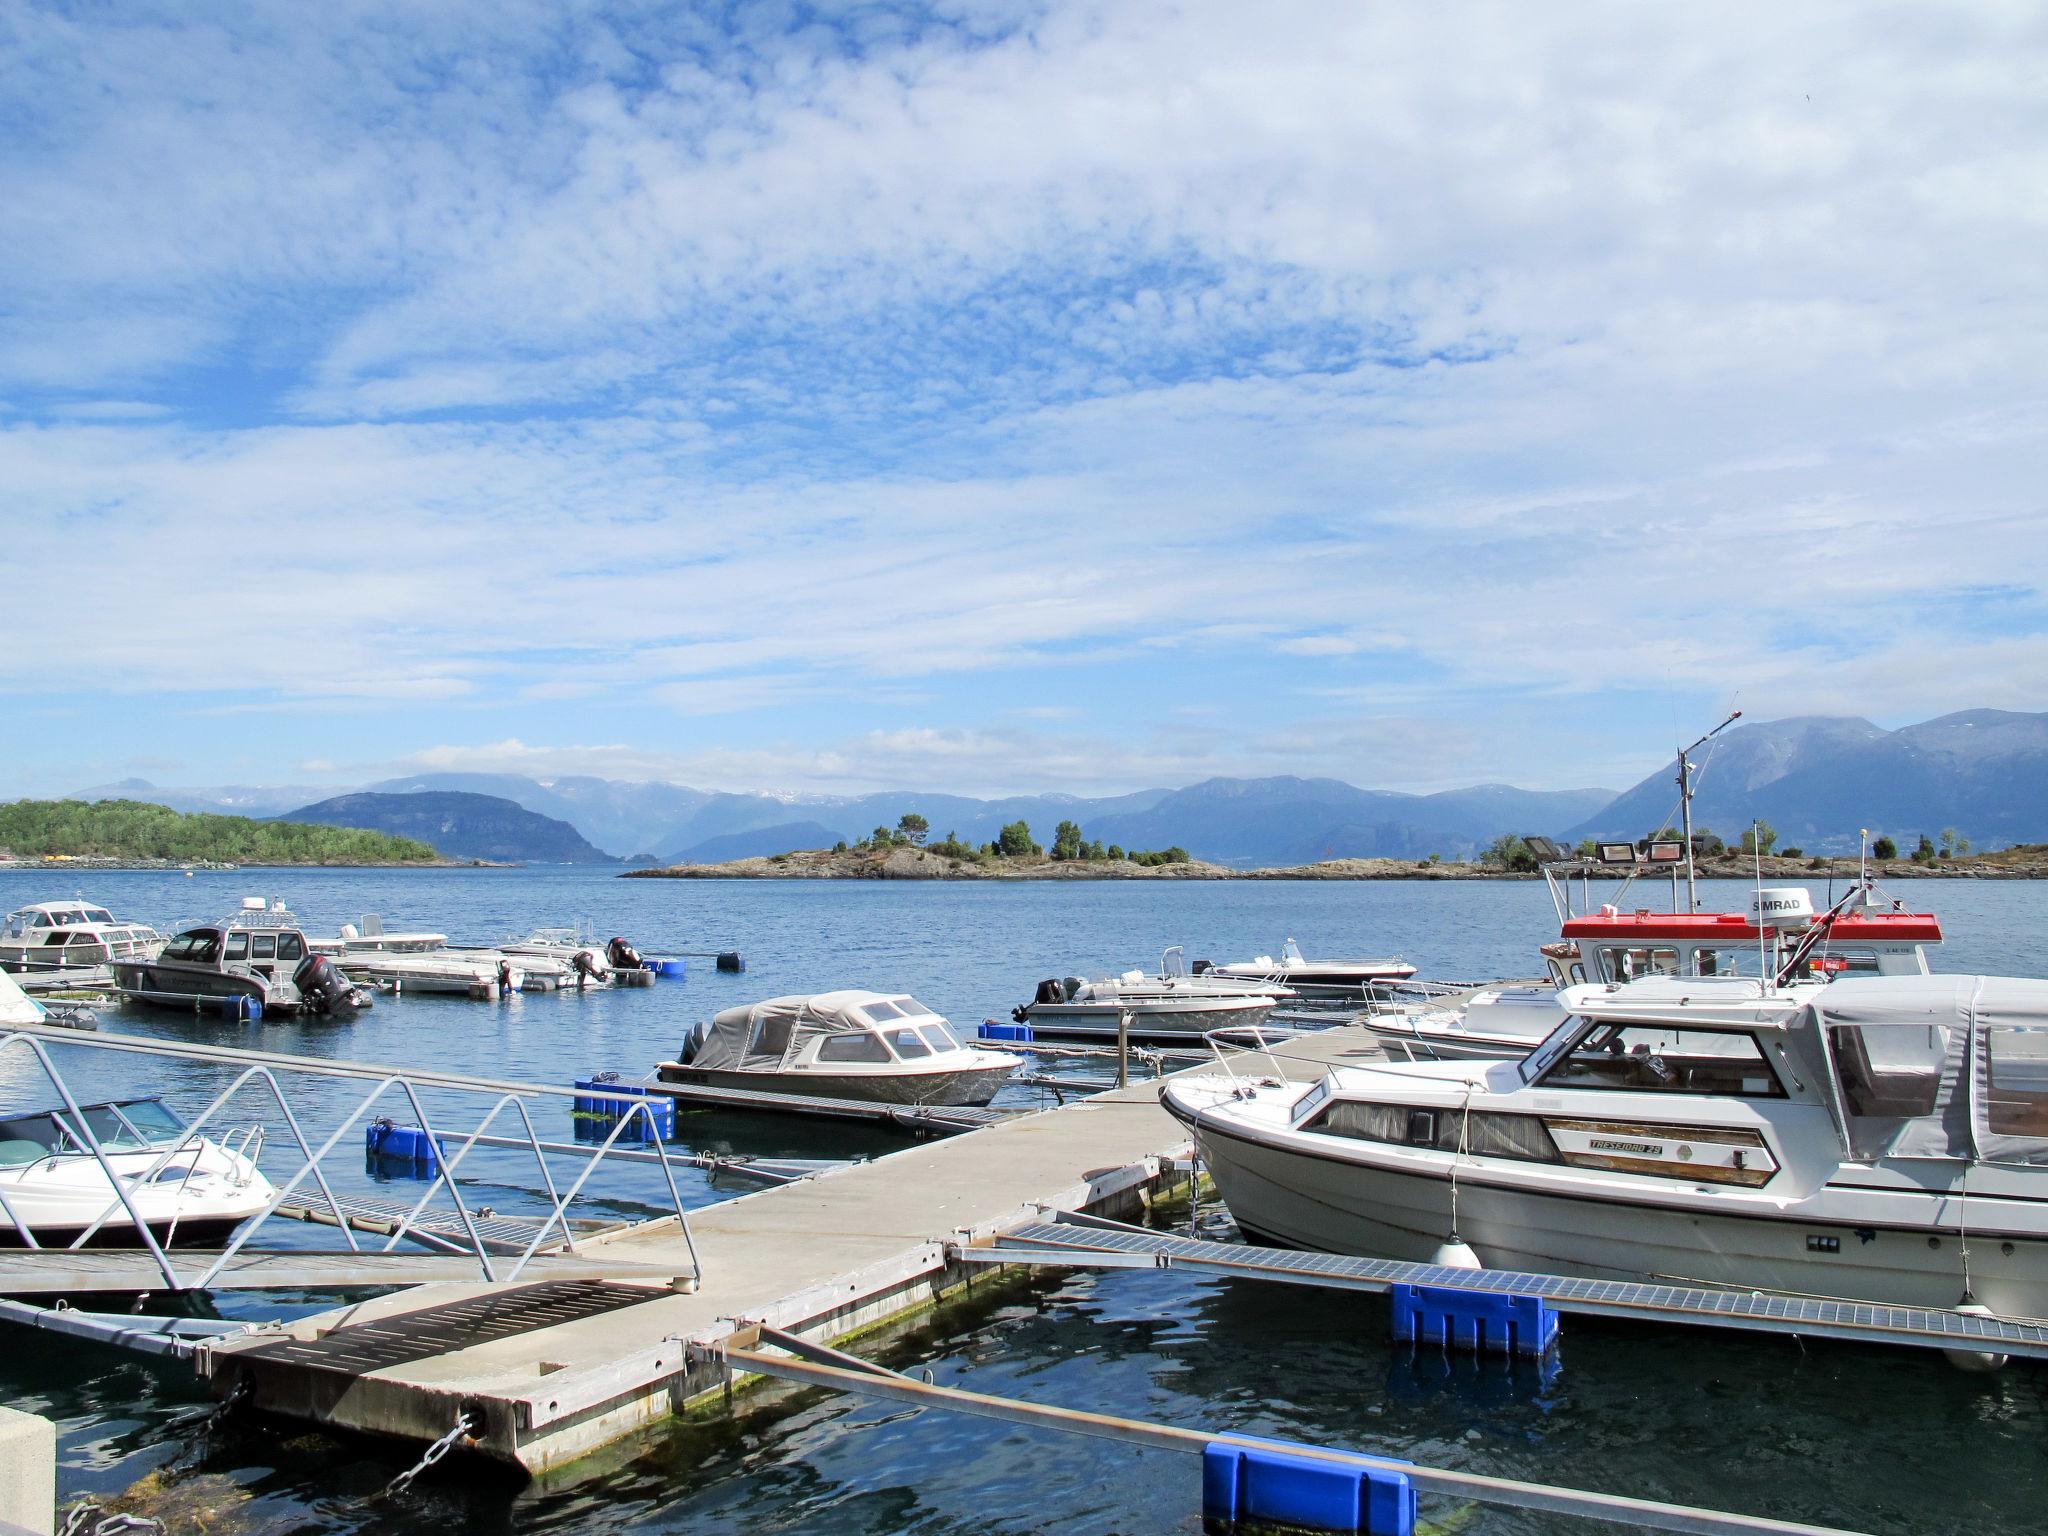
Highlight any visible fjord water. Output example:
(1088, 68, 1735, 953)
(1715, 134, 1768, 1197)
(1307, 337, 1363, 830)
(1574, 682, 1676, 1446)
(6, 867, 2047, 1535)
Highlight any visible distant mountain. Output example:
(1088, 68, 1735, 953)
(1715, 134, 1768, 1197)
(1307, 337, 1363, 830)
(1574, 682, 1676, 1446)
(668, 820, 849, 863)
(1081, 777, 1617, 865)
(1567, 710, 2048, 851)
(362, 773, 713, 857)
(72, 778, 327, 819)
(276, 791, 615, 864)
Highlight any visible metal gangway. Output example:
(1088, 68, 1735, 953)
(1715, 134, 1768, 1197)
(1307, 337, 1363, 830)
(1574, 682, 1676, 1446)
(0, 1021, 710, 1298)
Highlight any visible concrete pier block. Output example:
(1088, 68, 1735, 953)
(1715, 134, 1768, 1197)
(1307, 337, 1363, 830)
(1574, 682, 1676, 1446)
(0, 1404, 55, 1536)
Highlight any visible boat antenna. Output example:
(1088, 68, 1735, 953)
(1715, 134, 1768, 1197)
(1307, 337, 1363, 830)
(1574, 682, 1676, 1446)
(1676, 709, 1743, 913)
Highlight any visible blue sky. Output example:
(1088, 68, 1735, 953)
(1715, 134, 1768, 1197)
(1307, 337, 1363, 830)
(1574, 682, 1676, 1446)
(3, 1, 2044, 801)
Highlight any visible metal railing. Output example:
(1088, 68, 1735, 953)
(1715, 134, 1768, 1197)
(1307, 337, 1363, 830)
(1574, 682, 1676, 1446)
(0, 1023, 702, 1294)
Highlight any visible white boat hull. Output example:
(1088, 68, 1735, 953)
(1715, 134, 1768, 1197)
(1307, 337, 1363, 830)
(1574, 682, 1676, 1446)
(1183, 1110, 2048, 1318)
(1023, 997, 1278, 1040)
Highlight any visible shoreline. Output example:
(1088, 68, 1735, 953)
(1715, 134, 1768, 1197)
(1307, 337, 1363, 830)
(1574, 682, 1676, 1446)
(624, 847, 2048, 882)
(0, 857, 495, 873)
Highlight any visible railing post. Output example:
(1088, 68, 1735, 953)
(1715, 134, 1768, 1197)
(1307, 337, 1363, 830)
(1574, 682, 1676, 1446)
(1117, 1009, 1130, 1090)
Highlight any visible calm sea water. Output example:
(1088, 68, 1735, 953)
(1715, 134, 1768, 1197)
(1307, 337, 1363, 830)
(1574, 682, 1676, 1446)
(5, 867, 2047, 1535)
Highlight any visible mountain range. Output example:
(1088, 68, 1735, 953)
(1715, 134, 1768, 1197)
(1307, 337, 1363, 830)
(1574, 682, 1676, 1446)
(58, 709, 2048, 865)
(277, 791, 615, 864)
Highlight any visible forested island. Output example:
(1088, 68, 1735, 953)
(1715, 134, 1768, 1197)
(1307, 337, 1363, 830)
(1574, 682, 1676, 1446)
(0, 798, 443, 865)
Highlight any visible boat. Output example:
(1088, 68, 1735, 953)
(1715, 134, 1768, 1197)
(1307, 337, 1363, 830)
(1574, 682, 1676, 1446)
(496, 926, 646, 986)
(1203, 938, 1418, 998)
(1368, 881, 1945, 1061)
(307, 914, 562, 996)
(659, 992, 1023, 1106)
(1165, 970, 2048, 1318)
(0, 900, 163, 976)
(331, 913, 448, 953)
(111, 898, 371, 1019)
(0, 1095, 276, 1248)
(1013, 957, 1293, 1041)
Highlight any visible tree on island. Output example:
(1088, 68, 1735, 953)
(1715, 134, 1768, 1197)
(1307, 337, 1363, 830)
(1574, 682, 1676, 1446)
(897, 814, 928, 846)
(1738, 822, 1778, 856)
(997, 820, 1040, 857)
(1938, 827, 1970, 858)
(1872, 835, 1898, 860)
(1483, 834, 1538, 872)
(1050, 820, 1084, 860)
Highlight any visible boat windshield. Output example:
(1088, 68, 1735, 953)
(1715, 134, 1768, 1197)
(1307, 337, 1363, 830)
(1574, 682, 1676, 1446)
(0, 1113, 70, 1165)
(1533, 1024, 1785, 1098)
(1519, 1017, 1596, 1084)
(916, 1022, 960, 1053)
(162, 930, 223, 963)
(885, 1027, 933, 1059)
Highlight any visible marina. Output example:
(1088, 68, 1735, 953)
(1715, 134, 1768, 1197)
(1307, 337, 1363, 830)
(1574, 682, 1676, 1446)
(1, 868, 2046, 1536)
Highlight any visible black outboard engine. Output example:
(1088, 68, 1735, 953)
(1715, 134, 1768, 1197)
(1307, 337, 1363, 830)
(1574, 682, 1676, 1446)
(677, 1019, 710, 1065)
(1191, 959, 1214, 975)
(295, 953, 370, 1017)
(606, 936, 642, 970)
(1015, 976, 1064, 1022)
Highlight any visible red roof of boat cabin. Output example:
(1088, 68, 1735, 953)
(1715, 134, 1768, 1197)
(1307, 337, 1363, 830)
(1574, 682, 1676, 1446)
(1559, 910, 1942, 943)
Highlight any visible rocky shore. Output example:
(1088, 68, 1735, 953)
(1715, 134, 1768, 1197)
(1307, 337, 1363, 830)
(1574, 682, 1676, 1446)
(623, 845, 2048, 881)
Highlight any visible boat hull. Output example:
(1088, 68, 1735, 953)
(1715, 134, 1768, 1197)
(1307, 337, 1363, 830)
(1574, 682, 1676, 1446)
(112, 961, 297, 1016)
(1022, 998, 1277, 1041)
(1180, 1105, 2048, 1318)
(0, 1213, 257, 1249)
(657, 1061, 1013, 1106)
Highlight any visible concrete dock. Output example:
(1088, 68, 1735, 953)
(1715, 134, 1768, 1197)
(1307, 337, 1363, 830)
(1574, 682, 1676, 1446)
(201, 1029, 1382, 1472)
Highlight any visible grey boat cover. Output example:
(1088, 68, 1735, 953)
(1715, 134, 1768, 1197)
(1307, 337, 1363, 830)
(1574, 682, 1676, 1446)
(1811, 974, 2048, 1165)
(686, 990, 909, 1073)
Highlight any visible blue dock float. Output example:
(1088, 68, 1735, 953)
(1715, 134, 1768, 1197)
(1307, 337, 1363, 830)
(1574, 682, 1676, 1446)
(643, 958, 688, 978)
(573, 1075, 677, 1139)
(979, 1021, 1034, 1043)
(1391, 1282, 1557, 1357)
(1204, 1437, 1414, 1536)
(363, 1120, 440, 1173)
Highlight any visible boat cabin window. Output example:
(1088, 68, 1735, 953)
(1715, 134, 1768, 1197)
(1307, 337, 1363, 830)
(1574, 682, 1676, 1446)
(162, 930, 222, 963)
(1791, 949, 1882, 980)
(894, 999, 936, 1019)
(1305, 1101, 1561, 1164)
(1594, 946, 1681, 982)
(1984, 1027, 2048, 1136)
(1828, 1023, 1949, 1119)
(862, 1001, 907, 1022)
(917, 1020, 962, 1052)
(1535, 1025, 1785, 1097)
(749, 1015, 795, 1059)
(251, 934, 277, 960)
(277, 933, 305, 962)
(886, 1028, 932, 1059)
(84, 909, 113, 924)
(817, 1033, 892, 1064)
(224, 932, 249, 961)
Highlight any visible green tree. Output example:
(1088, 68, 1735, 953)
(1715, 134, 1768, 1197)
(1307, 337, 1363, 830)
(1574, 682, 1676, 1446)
(833, 840, 847, 853)
(1737, 822, 1778, 856)
(997, 820, 1037, 857)
(896, 814, 928, 846)
(1483, 834, 1537, 872)
(1781, 847, 1804, 859)
(1872, 835, 1898, 860)
(1107, 844, 1125, 861)
(1938, 827, 1970, 858)
(1575, 837, 1600, 858)
(1912, 833, 1936, 863)
(1050, 819, 1084, 860)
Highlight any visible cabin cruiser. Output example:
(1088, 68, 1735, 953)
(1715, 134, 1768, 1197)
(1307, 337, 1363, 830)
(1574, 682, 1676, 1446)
(0, 900, 163, 976)
(660, 992, 1023, 1106)
(1014, 957, 1293, 1041)
(1166, 972, 2048, 1318)
(1204, 939, 1418, 998)
(0, 1096, 276, 1248)
(112, 898, 370, 1019)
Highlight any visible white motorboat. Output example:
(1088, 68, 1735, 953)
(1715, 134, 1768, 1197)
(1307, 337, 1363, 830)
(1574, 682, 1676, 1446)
(660, 992, 1022, 1106)
(1369, 882, 1945, 1061)
(1014, 957, 1292, 1041)
(0, 900, 163, 976)
(112, 898, 370, 1019)
(496, 926, 645, 986)
(1204, 938, 1417, 998)
(0, 1095, 276, 1248)
(1166, 971, 2048, 1318)
(306, 914, 559, 998)
(331, 913, 448, 953)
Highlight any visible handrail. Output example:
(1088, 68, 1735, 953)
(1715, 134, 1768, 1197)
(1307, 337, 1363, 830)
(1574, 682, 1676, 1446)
(0, 1025, 703, 1294)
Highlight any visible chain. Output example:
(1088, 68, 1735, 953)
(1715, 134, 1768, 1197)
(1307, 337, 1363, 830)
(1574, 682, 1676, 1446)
(381, 1409, 481, 1498)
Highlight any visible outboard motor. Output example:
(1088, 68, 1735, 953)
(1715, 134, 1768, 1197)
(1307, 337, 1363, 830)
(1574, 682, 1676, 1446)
(606, 936, 642, 970)
(1192, 959, 1214, 975)
(295, 953, 370, 1017)
(677, 1019, 711, 1065)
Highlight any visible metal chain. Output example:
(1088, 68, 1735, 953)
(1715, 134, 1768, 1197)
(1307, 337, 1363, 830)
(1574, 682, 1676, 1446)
(381, 1409, 480, 1498)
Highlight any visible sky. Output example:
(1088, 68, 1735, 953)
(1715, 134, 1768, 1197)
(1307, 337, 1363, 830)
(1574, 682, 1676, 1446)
(3, 1, 2044, 802)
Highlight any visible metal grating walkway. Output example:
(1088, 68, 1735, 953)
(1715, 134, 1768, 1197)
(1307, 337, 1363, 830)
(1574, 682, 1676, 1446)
(227, 1279, 674, 1376)
(984, 1220, 2048, 1359)
(271, 1194, 626, 1255)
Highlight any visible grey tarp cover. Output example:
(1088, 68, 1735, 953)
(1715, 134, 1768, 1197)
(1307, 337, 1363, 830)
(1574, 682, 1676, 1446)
(686, 990, 897, 1073)
(1812, 974, 2048, 1165)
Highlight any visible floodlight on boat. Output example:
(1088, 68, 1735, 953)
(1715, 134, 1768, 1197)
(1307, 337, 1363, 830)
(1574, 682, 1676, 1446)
(1522, 835, 1566, 864)
(1595, 842, 1639, 865)
(1645, 840, 1686, 864)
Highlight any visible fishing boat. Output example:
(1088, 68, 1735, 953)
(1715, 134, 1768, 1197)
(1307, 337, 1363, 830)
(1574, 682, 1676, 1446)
(0, 900, 163, 976)
(1165, 971, 2048, 1318)
(1013, 961, 1291, 1041)
(1203, 938, 1418, 998)
(660, 992, 1023, 1106)
(0, 1095, 276, 1248)
(112, 898, 370, 1019)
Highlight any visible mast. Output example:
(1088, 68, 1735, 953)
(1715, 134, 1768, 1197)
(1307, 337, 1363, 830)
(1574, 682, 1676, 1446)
(1675, 709, 1743, 913)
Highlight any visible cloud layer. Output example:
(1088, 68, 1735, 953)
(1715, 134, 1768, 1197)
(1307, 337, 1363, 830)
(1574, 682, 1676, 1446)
(2, 1, 2043, 796)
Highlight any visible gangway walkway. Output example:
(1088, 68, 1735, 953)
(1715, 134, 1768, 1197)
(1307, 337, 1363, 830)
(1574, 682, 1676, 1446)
(966, 1215, 2048, 1361)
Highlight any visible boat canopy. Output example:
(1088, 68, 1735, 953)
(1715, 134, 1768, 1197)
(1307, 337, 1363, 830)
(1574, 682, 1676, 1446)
(1812, 975, 2048, 1166)
(686, 991, 947, 1072)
